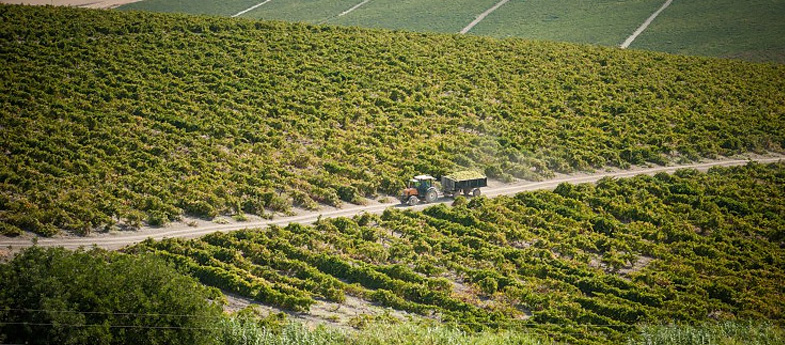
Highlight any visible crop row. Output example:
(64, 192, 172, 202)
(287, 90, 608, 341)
(131, 163, 785, 344)
(2, 5, 784, 236)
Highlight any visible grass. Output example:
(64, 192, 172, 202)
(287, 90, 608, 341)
(469, 0, 665, 46)
(218, 317, 785, 345)
(630, 0, 785, 63)
(116, 0, 785, 62)
(218, 318, 552, 345)
(119, 0, 260, 16)
(236, 0, 364, 23)
(630, 321, 785, 345)
(327, 0, 500, 33)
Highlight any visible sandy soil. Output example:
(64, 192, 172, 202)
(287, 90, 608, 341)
(0, 0, 141, 9)
(1, 154, 783, 253)
(224, 292, 416, 328)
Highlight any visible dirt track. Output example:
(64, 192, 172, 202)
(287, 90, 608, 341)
(1, 156, 782, 251)
(620, 0, 673, 48)
(0, 0, 141, 9)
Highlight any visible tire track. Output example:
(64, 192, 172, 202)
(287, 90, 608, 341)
(459, 0, 510, 34)
(620, 0, 673, 49)
(1, 157, 782, 251)
(231, 0, 273, 18)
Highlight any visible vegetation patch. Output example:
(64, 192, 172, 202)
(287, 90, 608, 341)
(0, 247, 224, 345)
(1, 5, 784, 236)
(130, 163, 785, 344)
(630, 0, 785, 64)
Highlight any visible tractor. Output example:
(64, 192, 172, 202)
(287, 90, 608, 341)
(400, 175, 439, 206)
(400, 171, 487, 206)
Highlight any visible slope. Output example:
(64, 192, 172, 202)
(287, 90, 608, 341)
(1, 4, 785, 237)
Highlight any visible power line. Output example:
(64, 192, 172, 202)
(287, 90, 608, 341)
(0, 321, 220, 331)
(2, 308, 638, 329)
(1, 308, 223, 319)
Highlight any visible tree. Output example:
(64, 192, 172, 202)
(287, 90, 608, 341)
(0, 247, 223, 345)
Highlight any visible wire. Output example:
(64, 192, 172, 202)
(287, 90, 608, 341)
(1, 309, 638, 329)
(1, 308, 223, 319)
(0, 321, 221, 331)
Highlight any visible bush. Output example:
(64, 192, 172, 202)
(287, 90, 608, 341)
(0, 247, 224, 345)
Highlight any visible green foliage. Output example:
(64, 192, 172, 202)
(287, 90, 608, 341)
(1, 5, 784, 236)
(630, 0, 785, 64)
(218, 318, 551, 345)
(629, 321, 785, 345)
(0, 247, 223, 345)
(118, 0, 785, 63)
(133, 163, 785, 345)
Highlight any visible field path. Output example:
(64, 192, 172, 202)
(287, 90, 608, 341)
(620, 0, 673, 48)
(0, 0, 142, 8)
(459, 0, 510, 34)
(231, 0, 273, 18)
(1, 157, 782, 251)
(337, 0, 371, 18)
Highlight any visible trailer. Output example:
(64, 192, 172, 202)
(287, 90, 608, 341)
(400, 170, 487, 206)
(441, 170, 487, 198)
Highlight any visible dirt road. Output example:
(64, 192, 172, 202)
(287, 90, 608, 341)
(0, 0, 141, 9)
(460, 0, 510, 34)
(1, 156, 782, 251)
(620, 0, 673, 49)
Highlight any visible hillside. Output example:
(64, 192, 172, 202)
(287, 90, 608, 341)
(129, 162, 785, 344)
(1, 4, 785, 237)
(116, 0, 785, 63)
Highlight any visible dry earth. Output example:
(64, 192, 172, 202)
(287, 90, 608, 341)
(1, 154, 783, 254)
(0, 0, 140, 9)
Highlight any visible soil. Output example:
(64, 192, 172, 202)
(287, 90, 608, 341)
(223, 291, 416, 328)
(0, 0, 141, 9)
(1, 154, 783, 252)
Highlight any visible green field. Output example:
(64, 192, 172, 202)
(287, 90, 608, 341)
(631, 0, 785, 63)
(469, 0, 664, 46)
(234, 0, 366, 23)
(2, 4, 785, 345)
(128, 163, 785, 344)
(116, 0, 785, 62)
(119, 0, 260, 16)
(2, 5, 784, 237)
(326, 0, 499, 33)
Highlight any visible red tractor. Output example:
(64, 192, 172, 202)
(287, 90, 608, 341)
(400, 171, 487, 206)
(400, 175, 439, 206)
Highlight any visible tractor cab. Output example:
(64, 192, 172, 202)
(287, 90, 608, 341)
(408, 175, 434, 192)
(401, 175, 438, 206)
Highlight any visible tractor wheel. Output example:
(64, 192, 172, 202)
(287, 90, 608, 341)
(407, 195, 419, 206)
(472, 188, 482, 197)
(425, 188, 438, 203)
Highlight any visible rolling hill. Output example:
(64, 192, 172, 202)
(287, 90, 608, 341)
(1, 4, 784, 237)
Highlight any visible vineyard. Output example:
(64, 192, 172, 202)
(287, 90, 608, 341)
(116, 0, 785, 62)
(127, 163, 785, 344)
(1, 5, 784, 237)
